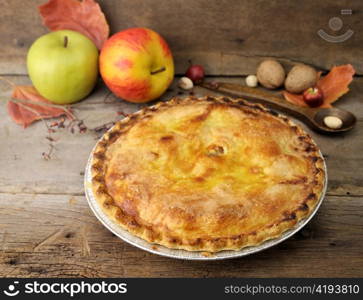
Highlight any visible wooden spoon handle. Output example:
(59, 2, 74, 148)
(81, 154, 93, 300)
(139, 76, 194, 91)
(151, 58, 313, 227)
(200, 81, 356, 134)
(201, 82, 317, 120)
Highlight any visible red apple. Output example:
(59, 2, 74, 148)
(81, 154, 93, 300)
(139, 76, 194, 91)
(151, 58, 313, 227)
(99, 28, 174, 103)
(303, 87, 324, 107)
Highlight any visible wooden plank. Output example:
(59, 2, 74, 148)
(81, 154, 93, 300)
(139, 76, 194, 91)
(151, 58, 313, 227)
(1, 0, 362, 75)
(0, 76, 175, 195)
(0, 193, 361, 277)
(1, 76, 362, 196)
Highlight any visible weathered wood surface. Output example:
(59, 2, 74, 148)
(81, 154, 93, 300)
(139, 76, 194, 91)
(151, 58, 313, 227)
(0, 75, 362, 277)
(1, 76, 363, 196)
(1, 0, 363, 75)
(0, 194, 361, 277)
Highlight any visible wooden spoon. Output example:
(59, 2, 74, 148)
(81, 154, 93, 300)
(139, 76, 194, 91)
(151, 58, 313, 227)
(200, 81, 356, 134)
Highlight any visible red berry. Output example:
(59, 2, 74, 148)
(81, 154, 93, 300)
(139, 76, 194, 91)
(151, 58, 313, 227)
(303, 87, 324, 107)
(185, 64, 205, 84)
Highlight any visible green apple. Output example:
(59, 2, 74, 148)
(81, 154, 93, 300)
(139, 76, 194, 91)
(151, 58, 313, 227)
(27, 30, 99, 104)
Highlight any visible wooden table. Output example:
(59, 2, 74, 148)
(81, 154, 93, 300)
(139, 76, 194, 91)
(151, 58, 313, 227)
(0, 74, 362, 278)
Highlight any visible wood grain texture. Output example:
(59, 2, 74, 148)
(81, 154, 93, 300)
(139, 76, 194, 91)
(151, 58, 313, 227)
(1, 76, 362, 196)
(1, 0, 362, 75)
(0, 75, 362, 277)
(0, 193, 361, 277)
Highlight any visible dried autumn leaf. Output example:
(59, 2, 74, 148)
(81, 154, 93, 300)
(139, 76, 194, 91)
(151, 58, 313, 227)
(8, 86, 73, 128)
(282, 91, 310, 107)
(39, 0, 109, 50)
(317, 64, 355, 105)
(283, 64, 355, 108)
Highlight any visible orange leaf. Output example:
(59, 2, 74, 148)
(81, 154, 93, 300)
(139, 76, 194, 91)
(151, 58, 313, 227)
(317, 64, 355, 105)
(8, 86, 72, 128)
(39, 0, 109, 50)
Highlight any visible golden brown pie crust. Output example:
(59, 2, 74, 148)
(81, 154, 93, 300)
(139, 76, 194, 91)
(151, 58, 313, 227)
(91, 96, 325, 252)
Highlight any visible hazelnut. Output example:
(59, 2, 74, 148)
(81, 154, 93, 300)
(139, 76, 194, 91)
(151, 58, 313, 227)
(245, 75, 258, 87)
(256, 59, 285, 89)
(178, 77, 194, 90)
(285, 64, 318, 94)
(323, 116, 343, 129)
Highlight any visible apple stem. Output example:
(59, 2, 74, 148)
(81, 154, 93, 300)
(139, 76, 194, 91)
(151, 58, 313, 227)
(64, 36, 68, 48)
(150, 67, 166, 75)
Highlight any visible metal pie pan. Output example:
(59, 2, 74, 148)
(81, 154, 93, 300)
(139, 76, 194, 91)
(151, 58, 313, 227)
(84, 132, 327, 261)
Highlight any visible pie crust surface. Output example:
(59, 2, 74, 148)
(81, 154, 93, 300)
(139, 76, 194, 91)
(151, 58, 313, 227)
(91, 96, 325, 252)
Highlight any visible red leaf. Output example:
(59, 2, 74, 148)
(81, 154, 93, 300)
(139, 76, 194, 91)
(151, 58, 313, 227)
(283, 65, 355, 108)
(39, 0, 109, 50)
(282, 91, 310, 107)
(317, 64, 355, 105)
(8, 86, 72, 128)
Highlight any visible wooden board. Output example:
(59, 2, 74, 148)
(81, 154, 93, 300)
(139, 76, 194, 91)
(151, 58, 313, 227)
(1, 0, 363, 75)
(0, 193, 362, 277)
(0, 75, 362, 277)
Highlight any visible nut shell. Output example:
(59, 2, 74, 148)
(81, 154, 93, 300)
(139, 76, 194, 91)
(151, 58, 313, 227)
(324, 116, 343, 129)
(256, 59, 285, 89)
(245, 75, 258, 87)
(178, 77, 194, 90)
(285, 64, 318, 94)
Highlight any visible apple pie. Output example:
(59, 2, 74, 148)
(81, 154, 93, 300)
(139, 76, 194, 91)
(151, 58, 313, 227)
(91, 96, 325, 252)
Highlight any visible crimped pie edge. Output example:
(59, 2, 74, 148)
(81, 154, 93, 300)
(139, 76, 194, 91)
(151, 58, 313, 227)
(91, 96, 325, 252)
